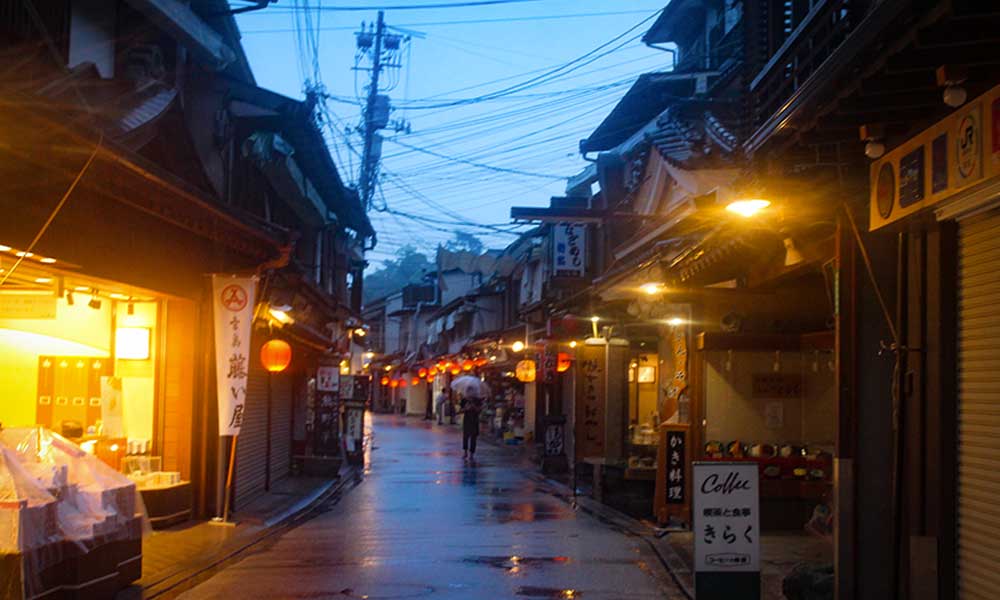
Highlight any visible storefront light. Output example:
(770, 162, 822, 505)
(109, 293, 129, 300)
(269, 308, 294, 325)
(34, 277, 52, 284)
(640, 282, 665, 295)
(725, 198, 771, 217)
(511, 341, 525, 353)
(39, 257, 56, 264)
(569, 341, 578, 349)
(116, 327, 151, 360)
(667, 317, 684, 326)
(364, 351, 375, 360)
(0, 245, 10, 252)
(353, 327, 367, 337)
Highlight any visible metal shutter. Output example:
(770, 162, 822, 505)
(269, 371, 293, 486)
(958, 210, 1000, 598)
(234, 338, 269, 510)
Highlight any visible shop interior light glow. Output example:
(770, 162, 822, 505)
(116, 327, 151, 360)
(725, 198, 771, 217)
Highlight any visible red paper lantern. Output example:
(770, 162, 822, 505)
(449, 365, 461, 375)
(389, 379, 399, 388)
(429, 366, 438, 376)
(475, 357, 488, 367)
(418, 368, 428, 378)
(556, 352, 572, 373)
(427, 375, 435, 383)
(260, 339, 292, 373)
(411, 377, 420, 386)
(399, 378, 407, 388)
(380, 376, 390, 386)
(462, 360, 474, 371)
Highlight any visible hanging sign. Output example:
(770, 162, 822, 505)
(694, 461, 761, 599)
(317, 366, 339, 392)
(212, 275, 256, 437)
(552, 222, 586, 277)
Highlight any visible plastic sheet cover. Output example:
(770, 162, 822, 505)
(0, 427, 150, 600)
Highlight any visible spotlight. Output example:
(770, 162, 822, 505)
(864, 140, 885, 159)
(511, 340, 525, 352)
(127, 301, 135, 315)
(88, 290, 101, 310)
(66, 292, 74, 306)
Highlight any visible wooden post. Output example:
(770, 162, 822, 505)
(221, 434, 237, 523)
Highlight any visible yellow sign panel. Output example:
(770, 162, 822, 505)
(870, 84, 1000, 230)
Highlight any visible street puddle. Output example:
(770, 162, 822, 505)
(463, 555, 571, 572)
(515, 586, 582, 598)
(478, 501, 568, 523)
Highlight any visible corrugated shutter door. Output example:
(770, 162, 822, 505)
(269, 372, 293, 486)
(958, 209, 1000, 598)
(234, 341, 269, 510)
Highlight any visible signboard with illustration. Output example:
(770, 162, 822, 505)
(870, 84, 1000, 230)
(694, 461, 761, 599)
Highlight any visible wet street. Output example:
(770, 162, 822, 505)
(180, 415, 682, 599)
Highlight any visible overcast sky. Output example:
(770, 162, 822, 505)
(235, 0, 670, 263)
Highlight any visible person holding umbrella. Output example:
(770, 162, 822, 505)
(451, 374, 490, 461)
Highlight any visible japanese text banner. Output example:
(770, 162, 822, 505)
(212, 275, 256, 437)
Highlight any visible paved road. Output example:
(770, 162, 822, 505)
(181, 415, 683, 599)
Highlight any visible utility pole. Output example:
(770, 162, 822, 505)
(358, 11, 385, 212)
(354, 12, 409, 212)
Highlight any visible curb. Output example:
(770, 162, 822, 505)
(141, 466, 363, 599)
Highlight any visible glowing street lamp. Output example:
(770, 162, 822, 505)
(725, 198, 771, 218)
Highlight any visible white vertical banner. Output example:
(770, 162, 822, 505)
(212, 275, 257, 437)
(552, 222, 586, 277)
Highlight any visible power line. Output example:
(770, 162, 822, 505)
(387, 139, 564, 179)
(239, 9, 654, 32)
(255, 0, 550, 11)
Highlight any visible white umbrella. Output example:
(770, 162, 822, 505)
(451, 375, 491, 399)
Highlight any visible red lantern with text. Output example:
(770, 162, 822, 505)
(380, 376, 390, 386)
(260, 339, 292, 373)
(556, 352, 572, 373)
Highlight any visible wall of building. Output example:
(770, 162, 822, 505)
(703, 350, 835, 450)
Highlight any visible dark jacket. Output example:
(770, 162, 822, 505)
(460, 398, 481, 435)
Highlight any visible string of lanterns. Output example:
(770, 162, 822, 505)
(375, 347, 573, 387)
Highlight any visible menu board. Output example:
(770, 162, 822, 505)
(694, 462, 760, 577)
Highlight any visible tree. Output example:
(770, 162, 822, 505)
(444, 231, 484, 255)
(363, 245, 433, 304)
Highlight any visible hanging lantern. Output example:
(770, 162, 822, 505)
(515, 359, 536, 383)
(390, 379, 400, 388)
(462, 359, 474, 371)
(411, 377, 420, 386)
(399, 378, 407, 388)
(437, 361, 447, 371)
(429, 366, 438, 376)
(260, 339, 292, 373)
(449, 365, 461, 375)
(427, 375, 435, 383)
(475, 357, 488, 367)
(556, 352, 572, 373)
(418, 367, 428, 378)
(380, 376, 390, 386)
